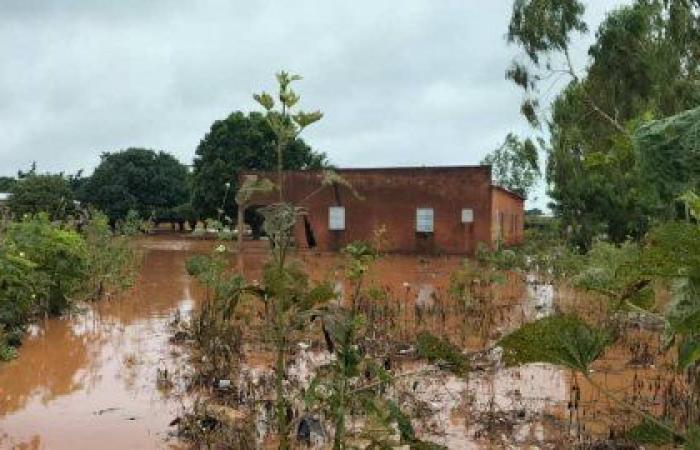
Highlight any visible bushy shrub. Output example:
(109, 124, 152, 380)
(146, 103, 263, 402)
(475, 242, 524, 271)
(82, 211, 140, 300)
(0, 326, 18, 361)
(0, 244, 44, 336)
(4, 214, 88, 315)
(119, 209, 143, 236)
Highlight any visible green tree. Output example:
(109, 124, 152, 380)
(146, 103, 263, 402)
(506, 0, 700, 247)
(634, 106, 700, 217)
(190, 111, 327, 221)
(80, 148, 190, 223)
(8, 174, 75, 220)
(0, 177, 16, 192)
(481, 133, 540, 198)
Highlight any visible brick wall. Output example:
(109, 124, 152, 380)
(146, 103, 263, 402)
(243, 166, 523, 254)
(490, 186, 525, 247)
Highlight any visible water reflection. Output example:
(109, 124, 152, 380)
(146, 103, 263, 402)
(0, 238, 208, 450)
(0, 238, 602, 449)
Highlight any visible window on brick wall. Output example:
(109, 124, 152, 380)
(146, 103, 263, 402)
(416, 208, 434, 233)
(329, 206, 345, 230)
(461, 208, 474, 223)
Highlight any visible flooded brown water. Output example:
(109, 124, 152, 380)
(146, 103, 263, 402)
(0, 236, 686, 449)
(0, 237, 211, 450)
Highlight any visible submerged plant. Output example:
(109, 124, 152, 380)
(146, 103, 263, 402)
(499, 315, 610, 371)
(81, 210, 140, 301)
(499, 314, 687, 442)
(626, 419, 680, 446)
(415, 332, 470, 376)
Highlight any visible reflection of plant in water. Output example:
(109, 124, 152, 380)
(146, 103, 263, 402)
(305, 242, 446, 449)
(185, 245, 251, 381)
(499, 314, 688, 444)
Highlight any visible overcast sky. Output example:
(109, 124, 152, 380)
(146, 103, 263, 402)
(0, 1, 626, 207)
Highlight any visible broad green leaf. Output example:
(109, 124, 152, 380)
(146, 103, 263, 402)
(499, 315, 611, 372)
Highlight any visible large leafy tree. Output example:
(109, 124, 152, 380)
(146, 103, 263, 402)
(8, 174, 75, 221)
(80, 148, 190, 223)
(0, 177, 16, 192)
(481, 133, 540, 198)
(634, 106, 700, 216)
(190, 111, 327, 220)
(507, 0, 700, 247)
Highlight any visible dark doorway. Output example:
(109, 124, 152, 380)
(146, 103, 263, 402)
(303, 216, 317, 248)
(246, 205, 266, 240)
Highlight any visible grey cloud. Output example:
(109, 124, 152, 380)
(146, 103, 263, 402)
(0, 1, 627, 208)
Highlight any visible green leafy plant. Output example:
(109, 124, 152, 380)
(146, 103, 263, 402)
(4, 214, 88, 315)
(8, 173, 75, 221)
(573, 240, 654, 310)
(81, 210, 140, 300)
(626, 419, 679, 446)
(415, 332, 470, 376)
(499, 314, 687, 441)
(119, 209, 143, 236)
(0, 243, 43, 336)
(498, 315, 610, 370)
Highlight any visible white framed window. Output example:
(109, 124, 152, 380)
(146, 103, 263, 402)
(416, 208, 434, 233)
(461, 208, 474, 223)
(329, 206, 345, 230)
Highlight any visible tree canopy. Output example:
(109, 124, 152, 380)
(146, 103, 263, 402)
(507, 0, 700, 247)
(0, 177, 16, 192)
(481, 133, 540, 198)
(8, 174, 75, 221)
(79, 148, 190, 223)
(634, 106, 700, 215)
(190, 111, 328, 220)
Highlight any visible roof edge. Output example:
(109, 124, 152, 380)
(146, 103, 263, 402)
(491, 185, 525, 201)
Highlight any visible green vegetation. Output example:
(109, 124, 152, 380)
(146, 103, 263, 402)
(8, 174, 75, 221)
(79, 148, 190, 225)
(190, 110, 327, 221)
(507, 0, 700, 248)
(0, 213, 139, 360)
(499, 315, 610, 370)
(4, 214, 88, 315)
(415, 332, 470, 376)
(82, 211, 140, 301)
(481, 132, 540, 198)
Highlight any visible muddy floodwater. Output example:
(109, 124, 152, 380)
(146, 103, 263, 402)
(0, 237, 208, 450)
(0, 236, 681, 449)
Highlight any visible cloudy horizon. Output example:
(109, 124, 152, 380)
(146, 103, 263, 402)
(0, 1, 626, 208)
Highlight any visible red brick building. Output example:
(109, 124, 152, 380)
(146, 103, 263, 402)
(243, 166, 523, 255)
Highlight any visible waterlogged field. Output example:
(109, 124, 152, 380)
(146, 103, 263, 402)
(0, 236, 689, 449)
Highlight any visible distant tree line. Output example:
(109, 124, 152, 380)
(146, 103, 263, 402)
(1, 111, 328, 229)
